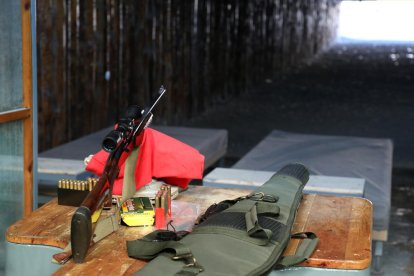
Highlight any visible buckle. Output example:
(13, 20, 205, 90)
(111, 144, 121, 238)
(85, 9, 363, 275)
(247, 192, 278, 203)
(172, 253, 204, 272)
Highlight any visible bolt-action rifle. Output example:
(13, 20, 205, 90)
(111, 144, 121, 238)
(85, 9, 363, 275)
(70, 86, 166, 263)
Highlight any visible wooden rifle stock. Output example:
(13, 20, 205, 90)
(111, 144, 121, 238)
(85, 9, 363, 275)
(71, 157, 119, 263)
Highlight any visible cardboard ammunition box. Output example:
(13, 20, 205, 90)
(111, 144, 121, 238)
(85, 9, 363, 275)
(121, 197, 155, 226)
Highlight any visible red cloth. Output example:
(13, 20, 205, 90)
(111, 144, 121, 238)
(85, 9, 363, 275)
(85, 128, 205, 195)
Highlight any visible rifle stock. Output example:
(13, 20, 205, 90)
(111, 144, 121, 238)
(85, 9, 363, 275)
(71, 173, 111, 263)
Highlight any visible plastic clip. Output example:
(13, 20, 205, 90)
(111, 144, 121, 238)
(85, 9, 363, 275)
(172, 253, 204, 272)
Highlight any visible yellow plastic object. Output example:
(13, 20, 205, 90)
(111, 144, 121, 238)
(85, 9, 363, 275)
(91, 208, 103, 223)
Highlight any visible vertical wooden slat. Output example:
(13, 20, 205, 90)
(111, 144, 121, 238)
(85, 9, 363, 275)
(37, 0, 51, 150)
(103, 0, 110, 120)
(21, 0, 34, 216)
(235, 0, 247, 94)
(131, 0, 150, 106)
(170, 0, 179, 121)
(195, 0, 206, 112)
(35, 0, 44, 150)
(129, 0, 139, 104)
(190, 0, 199, 114)
(66, 0, 77, 140)
(160, 0, 173, 122)
(108, 0, 120, 120)
(55, 0, 67, 145)
(118, 0, 126, 111)
(93, 0, 106, 125)
(119, 0, 126, 109)
(79, 0, 93, 132)
(185, 0, 192, 116)
(148, 0, 156, 100)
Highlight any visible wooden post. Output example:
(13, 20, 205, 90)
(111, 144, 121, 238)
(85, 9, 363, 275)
(21, 0, 34, 216)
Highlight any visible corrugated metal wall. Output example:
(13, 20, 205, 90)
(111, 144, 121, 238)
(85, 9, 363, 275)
(37, 0, 340, 151)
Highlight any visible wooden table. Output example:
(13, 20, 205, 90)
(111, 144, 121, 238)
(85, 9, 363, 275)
(6, 186, 372, 275)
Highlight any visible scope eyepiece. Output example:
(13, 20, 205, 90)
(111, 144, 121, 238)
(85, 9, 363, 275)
(101, 105, 144, 152)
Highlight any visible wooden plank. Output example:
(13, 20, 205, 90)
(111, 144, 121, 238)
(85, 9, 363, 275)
(285, 194, 372, 270)
(93, 0, 107, 126)
(0, 108, 31, 124)
(160, 0, 173, 120)
(6, 198, 73, 248)
(37, 0, 54, 150)
(67, 0, 79, 140)
(21, 0, 34, 216)
(108, 0, 120, 121)
(344, 197, 373, 266)
(77, 0, 89, 132)
(37, 0, 68, 150)
(118, 0, 127, 111)
(54, 0, 67, 146)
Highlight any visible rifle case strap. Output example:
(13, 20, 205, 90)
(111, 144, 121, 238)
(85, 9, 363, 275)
(276, 232, 319, 268)
(127, 230, 204, 275)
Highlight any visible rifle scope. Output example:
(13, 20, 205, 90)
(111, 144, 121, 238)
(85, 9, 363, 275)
(101, 105, 143, 152)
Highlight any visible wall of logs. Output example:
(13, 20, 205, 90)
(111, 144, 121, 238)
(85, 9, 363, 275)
(37, 0, 340, 151)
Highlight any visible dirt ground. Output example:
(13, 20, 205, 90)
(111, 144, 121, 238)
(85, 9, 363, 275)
(186, 42, 414, 275)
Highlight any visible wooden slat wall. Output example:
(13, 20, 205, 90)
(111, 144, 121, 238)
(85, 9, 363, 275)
(37, 0, 341, 151)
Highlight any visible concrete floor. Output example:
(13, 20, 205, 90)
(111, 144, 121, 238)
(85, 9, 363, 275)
(186, 42, 414, 275)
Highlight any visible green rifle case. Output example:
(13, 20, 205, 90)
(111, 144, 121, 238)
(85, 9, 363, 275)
(128, 163, 317, 276)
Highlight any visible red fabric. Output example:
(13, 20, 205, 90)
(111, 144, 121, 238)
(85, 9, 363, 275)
(85, 128, 205, 195)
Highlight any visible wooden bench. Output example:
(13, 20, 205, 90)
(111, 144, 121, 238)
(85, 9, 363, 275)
(6, 186, 372, 275)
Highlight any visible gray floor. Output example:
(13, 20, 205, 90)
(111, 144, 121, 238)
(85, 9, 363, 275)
(383, 169, 414, 275)
(186, 42, 414, 275)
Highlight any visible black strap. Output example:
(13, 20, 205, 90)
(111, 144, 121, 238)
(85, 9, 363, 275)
(276, 232, 319, 268)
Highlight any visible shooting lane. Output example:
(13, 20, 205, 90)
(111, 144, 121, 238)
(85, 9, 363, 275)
(6, 186, 372, 275)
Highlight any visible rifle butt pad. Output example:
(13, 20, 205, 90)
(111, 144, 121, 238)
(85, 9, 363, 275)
(71, 206, 92, 263)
